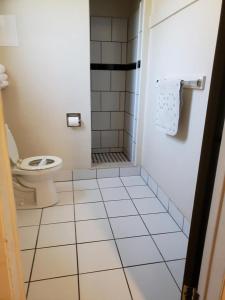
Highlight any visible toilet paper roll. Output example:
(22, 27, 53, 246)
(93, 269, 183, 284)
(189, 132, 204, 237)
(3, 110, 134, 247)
(68, 116, 80, 127)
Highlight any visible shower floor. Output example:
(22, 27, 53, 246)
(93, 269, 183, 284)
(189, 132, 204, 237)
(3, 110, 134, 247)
(92, 152, 129, 164)
(17, 174, 187, 300)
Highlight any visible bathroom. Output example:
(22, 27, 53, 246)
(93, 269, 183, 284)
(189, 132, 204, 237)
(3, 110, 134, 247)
(0, 0, 224, 300)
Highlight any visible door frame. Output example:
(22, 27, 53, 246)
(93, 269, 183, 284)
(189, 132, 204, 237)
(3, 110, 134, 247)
(182, 0, 225, 298)
(0, 92, 25, 300)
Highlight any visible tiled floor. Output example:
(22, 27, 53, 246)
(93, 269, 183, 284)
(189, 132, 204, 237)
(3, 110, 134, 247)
(17, 175, 188, 300)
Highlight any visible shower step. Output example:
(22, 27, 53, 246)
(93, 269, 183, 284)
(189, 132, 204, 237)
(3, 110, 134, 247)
(92, 152, 129, 164)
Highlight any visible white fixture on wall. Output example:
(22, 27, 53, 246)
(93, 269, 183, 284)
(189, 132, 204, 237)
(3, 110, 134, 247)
(5, 124, 63, 209)
(0, 15, 18, 46)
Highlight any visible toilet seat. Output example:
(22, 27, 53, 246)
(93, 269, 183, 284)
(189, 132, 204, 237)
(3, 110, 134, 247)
(18, 156, 62, 171)
(5, 124, 63, 172)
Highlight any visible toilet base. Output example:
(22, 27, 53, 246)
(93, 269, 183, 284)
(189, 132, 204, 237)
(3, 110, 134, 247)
(15, 177, 59, 209)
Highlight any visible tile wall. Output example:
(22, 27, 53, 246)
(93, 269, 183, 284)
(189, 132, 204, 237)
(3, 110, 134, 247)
(124, 7, 142, 161)
(90, 9, 142, 159)
(91, 17, 127, 154)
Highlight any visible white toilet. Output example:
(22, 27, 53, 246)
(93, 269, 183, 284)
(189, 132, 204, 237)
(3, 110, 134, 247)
(5, 124, 63, 209)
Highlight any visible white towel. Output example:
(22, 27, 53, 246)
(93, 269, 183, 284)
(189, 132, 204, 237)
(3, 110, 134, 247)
(0, 80, 9, 89)
(0, 64, 6, 74)
(0, 73, 8, 81)
(155, 79, 183, 136)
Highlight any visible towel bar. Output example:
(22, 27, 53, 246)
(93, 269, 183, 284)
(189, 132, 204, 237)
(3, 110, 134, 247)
(181, 77, 206, 90)
(156, 76, 206, 90)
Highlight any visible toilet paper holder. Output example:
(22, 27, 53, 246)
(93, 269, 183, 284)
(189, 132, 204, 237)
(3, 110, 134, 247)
(66, 113, 81, 127)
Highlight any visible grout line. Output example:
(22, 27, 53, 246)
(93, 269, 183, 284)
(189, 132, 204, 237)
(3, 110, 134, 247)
(20, 230, 182, 252)
(26, 208, 43, 298)
(19, 178, 187, 296)
(96, 179, 134, 300)
(72, 189, 81, 300)
(120, 180, 183, 292)
(18, 210, 179, 229)
(27, 257, 186, 284)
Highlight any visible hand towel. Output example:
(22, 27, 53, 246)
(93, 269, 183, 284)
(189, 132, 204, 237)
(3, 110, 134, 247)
(0, 73, 8, 81)
(0, 80, 9, 89)
(155, 78, 183, 136)
(0, 64, 6, 74)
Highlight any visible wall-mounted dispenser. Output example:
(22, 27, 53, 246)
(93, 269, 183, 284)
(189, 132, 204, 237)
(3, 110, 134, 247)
(66, 113, 81, 127)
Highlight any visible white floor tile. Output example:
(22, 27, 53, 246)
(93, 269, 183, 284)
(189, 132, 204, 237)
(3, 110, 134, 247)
(121, 176, 146, 186)
(80, 269, 131, 300)
(98, 177, 123, 188)
(55, 181, 73, 192)
(105, 200, 137, 217)
(21, 250, 35, 282)
(28, 276, 79, 300)
(73, 179, 98, 191)
(37, 222, 75, 248)
(133, 198, 166, 214)
(24, 283, 28, 295)
(169, 202, 184, 229)
(110, 216, 148, 238)
(31, 245, 77, 281)
(97, 168, 119, 178)
(127, 186, 155, 199)
(75, 202, 107, 221)
(73, 169, 96, 180)
(120, 167, 140, 176)
(74, 189, 102, 204)
(116, 236, 163, 267)
(17, 210, 42, 227)
(57, 192, 73, 206)
(148, 176, 158, 195)
(19, 226, 39, 250)
(167, 260, 186, 289)
(101, 187, 130, 201)
(41, 205, 74, 224)
(153, 232, 188, 261)
(76, 219, 113, 243)
(142, 213, 180, 234)
(125, 263, 180, 300)
(157, 187, 169, 210)
(53, 170, 73, 182)
(78, 240, 121, 273)
(183, 218, 191, 237)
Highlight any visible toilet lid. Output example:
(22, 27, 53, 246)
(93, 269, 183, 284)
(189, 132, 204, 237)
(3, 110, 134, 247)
(5, 124, 20, 164)
(19, 156, 62, 171)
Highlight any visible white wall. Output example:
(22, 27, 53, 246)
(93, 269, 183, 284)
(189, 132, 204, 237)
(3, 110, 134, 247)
(0, 0, 91, 170)
(142, 0, 222, 220)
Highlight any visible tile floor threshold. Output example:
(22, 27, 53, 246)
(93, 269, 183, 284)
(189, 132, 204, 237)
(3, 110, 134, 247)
(17, 176, 187, 300)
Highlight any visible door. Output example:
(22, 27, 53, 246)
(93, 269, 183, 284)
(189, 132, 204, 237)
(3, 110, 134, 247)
(0, 92, 25, 300)
(182, 1, 225, 298)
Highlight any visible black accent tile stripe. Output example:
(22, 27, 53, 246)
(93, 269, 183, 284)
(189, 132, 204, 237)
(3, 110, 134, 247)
(91, 61, 141, 71)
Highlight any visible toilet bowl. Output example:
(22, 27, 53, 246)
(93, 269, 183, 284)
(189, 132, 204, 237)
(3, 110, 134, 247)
(5, 124, 63, 209)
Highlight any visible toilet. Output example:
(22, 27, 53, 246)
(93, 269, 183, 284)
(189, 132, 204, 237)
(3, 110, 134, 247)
(5, 124, 63, 209)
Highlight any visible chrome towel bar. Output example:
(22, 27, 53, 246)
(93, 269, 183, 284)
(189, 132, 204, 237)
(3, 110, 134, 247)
(156, 76, 206, 90)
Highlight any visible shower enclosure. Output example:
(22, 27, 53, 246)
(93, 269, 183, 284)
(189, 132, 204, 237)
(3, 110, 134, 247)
(90, 0, 143, 165)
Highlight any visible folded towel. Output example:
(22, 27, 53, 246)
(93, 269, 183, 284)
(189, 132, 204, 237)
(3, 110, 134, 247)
(155, 78, 183, 136)
(0, 80, 9, 89)
(0, 64, 6, 74)
(0, 73, 8, 81)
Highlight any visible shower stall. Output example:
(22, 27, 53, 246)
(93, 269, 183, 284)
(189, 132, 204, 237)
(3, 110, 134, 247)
(90, 0, 143, 165)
